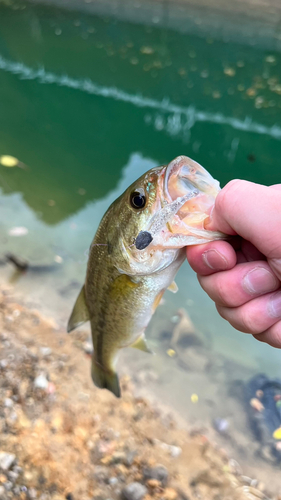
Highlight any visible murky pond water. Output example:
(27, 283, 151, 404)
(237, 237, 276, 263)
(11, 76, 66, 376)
(1, 1, 281, 492)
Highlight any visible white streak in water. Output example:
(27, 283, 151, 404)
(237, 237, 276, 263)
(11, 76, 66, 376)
(0, 54, 281, 140)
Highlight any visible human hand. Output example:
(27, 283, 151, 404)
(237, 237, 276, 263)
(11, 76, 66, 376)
(186, 180, 281, 347)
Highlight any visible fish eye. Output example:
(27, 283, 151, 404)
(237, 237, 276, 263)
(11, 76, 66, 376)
(130, 191, 146, 209)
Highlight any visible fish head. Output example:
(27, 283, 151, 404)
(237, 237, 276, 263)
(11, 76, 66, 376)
(111, 156, 224, 275)
(110, 166, 163, 268)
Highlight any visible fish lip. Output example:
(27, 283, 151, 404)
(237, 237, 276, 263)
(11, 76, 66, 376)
(163, 155, 220, 201)
(163, 155, 197, 202)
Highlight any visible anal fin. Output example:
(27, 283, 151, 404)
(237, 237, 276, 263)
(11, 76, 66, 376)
(67, 285, 90, 333)
(167, 281, 178, 293)
(131, 333, 153, 354)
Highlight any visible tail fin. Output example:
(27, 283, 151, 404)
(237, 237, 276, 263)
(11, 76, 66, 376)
(91, 358, 121, 398)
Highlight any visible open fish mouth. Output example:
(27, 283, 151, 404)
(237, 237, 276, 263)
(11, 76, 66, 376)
(163, 155, 221, 232)
(134, 156, 225, 251)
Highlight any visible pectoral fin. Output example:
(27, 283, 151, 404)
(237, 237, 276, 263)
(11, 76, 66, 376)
(131, 334, 153, 354)
(167, 281, 178, 293)
(67, 285, 90, 333)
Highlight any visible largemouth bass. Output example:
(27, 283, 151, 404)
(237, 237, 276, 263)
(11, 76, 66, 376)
(67, 155, 225, 397)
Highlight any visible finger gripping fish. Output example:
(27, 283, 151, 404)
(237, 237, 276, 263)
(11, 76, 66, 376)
(67, 155, 225, 397)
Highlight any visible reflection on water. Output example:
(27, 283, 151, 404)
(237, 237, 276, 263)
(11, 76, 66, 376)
(1, 1, 281, 492)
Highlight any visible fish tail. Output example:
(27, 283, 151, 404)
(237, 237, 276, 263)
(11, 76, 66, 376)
(91, 358, 121, 398)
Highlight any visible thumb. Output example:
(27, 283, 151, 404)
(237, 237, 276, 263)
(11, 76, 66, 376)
(205, 180, 281, 259)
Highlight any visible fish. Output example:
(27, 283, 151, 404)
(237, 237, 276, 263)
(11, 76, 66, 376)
(67, 155, 225, 397)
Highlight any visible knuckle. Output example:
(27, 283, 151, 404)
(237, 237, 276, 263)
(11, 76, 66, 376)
(239, 306, 261, 334)
(216, 304, 227, 320)
(213, 277, 230, 306)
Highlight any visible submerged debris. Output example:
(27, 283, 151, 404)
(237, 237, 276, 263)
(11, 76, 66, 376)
(0, 155, 23, 168)
(171, 308, 203, 350)
(8, 227, 28, 237)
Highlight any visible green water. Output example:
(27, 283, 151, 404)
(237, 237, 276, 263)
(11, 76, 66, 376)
(1, 3, 281, 223)
(1, 1, 281, 486)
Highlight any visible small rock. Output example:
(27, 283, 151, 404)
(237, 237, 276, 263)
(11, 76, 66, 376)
(12, 466, 22, 475)
(93, 466, 110, 483)
(7, 471, 18, 482)
(0, 453, 16, 471)
(40, 347, 52, 357)
(4, 399, 13, 409)
(213, 418, 229, 434)
(163, 488, 178, 500)
(0, 360, 8, 369)
(143, 465, 168, 487)
(3, 481, 12, 491)
(121, 482, 147, 500)
(0, 485, 5, 498)
(65, 494, 74, 500)
(109, 451, 136, 466)
(34, 373, 49, 390)
(108, 477, 118, 486)
(28, 489, 37, 499)
(154, 440, 182, 458)
(146, 479, 161, 489)
(82, 341, 93, 355)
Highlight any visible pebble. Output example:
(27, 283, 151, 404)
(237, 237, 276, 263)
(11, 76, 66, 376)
(28, 488, 38, 499)
(143, 464, 168, 487)
(154, 440, 182, 458)
(93, 466, 110, 483)
(121, 482, 148, 500)
(108, 477, 118, 486)
(4, 481, 12, 491)
(34, 373, 49, 390)
(40, 347, 52, 357)
(4, 399, 13, 408)
(7, 471, 18, 481)
(0, 453, 16, 471)
(163, 488, 178, 500)
(146, 479, 161, 488)
(82, 341, 93, 355)
(0, 485, 5, 497)
(213, 418, 229, 434)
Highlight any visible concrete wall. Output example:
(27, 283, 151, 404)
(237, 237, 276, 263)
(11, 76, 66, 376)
(27, 0, 281, 50)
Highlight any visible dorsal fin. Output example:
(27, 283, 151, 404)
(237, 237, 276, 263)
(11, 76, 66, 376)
(67, 285, 90, 332)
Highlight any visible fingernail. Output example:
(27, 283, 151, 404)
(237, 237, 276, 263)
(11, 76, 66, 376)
(268, 291, 281, 318)
(202, 249, 228, 270)
(242, 267, 278, 295)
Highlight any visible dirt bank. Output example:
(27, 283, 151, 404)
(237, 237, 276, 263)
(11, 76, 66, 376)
(0, 287, 274, 500)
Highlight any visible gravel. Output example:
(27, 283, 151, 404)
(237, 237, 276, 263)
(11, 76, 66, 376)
(121, 482, 147, 500)
(0, 453, 16, 471)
